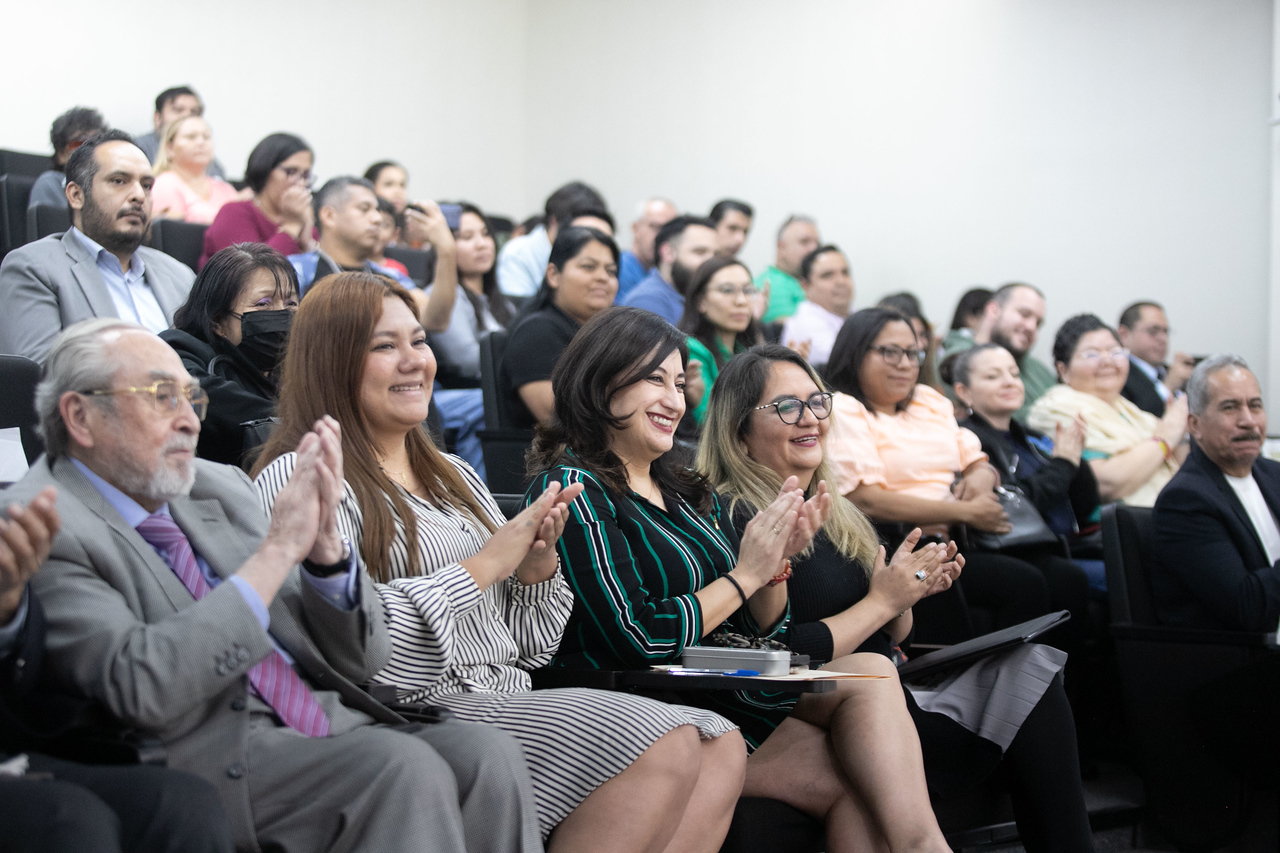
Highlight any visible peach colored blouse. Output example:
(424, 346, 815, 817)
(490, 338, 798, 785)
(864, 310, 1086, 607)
(827, 384, 987, 500)
(151, 171, 239, 225)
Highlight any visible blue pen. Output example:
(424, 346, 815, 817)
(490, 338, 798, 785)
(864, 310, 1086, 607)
(666, 668, 760, 676)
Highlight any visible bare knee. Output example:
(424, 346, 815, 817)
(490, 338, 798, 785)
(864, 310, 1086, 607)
(700, 729, 747, 793)
(630, 725, 703, 795)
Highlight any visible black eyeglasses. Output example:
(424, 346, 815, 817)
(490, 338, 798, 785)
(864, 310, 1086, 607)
(753, 392, 834, 425)
(872, 345, 927, 366)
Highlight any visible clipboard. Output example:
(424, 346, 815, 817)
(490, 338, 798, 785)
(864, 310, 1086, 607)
(897, 610, 1070, 681)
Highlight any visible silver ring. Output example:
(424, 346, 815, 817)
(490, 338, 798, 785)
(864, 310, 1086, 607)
(915, 569, 928, 581)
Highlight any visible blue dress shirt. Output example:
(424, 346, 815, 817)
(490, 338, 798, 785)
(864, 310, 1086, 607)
(617, 251, 648, 300)
(70, 227, 168, 333)
(619, 268, 684, 326)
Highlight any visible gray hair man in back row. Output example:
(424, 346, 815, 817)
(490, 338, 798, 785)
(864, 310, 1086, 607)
(3, 318, 542, 852)
(0, 130, 195, 363)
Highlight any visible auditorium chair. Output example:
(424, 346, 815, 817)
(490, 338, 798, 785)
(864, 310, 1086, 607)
(25, 203, 70, 244)
(0, 355, 45, 475)
(0, 149, 52, 179)
(1102, 503, 1278, 851)
(148, 219, 206, 271)
(0, 173, 36, 259)
(384, 244, 434, 288)
(477, 331, 534, 494)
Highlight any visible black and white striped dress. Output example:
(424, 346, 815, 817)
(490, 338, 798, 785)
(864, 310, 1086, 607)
(255, 452, 737, 838)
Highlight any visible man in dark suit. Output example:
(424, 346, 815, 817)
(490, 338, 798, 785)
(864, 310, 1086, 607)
(1152, 354, 1280, 629)
(1, 486, 234, 853)
(1117, 301, 1196, 417)
(4, 318, 543, 852)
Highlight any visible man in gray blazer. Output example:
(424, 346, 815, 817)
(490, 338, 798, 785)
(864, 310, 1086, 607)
(0, 130, 195, 363)
(4, 318, 543, 852)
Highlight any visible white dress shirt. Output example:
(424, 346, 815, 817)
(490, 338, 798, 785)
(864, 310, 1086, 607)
(1224, 472, 1280, 565)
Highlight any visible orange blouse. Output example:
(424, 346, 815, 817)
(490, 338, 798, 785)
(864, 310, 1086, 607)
(827, 384, 987, 501)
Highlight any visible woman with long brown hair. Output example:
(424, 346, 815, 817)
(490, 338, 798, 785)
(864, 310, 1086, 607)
(252, 272, 747, 853)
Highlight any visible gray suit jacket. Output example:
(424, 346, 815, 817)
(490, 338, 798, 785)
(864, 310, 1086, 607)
(0, 230, 195, 362)
(6, 456, 400, 841)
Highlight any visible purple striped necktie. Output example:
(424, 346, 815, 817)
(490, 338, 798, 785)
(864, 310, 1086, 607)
(136, 512, 330, 737)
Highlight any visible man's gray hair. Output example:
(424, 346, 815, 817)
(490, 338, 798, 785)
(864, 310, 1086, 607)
(312, 176, 375, 231)
(632, 197, 675, 220)
(1186, 354, 1252, 416)
(776, 214, 815, 243)
(35, 318, 147, 458)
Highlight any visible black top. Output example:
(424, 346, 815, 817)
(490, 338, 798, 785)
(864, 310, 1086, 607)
(1122, 360, 1166, 417)
(2, 588, 88, 755)
(960, 412, 1100, 533)
(160, 329, 278, 468)
(499, 304, 579, 429)
(1153, 443, 1280, 631)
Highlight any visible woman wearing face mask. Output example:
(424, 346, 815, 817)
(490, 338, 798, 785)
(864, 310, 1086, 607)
(161, 243, 299, 468)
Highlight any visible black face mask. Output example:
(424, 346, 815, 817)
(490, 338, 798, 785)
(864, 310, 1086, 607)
(234, 309, 293, 372)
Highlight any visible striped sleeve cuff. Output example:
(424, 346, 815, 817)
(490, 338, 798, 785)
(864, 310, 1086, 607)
(507, 568, 568, 605)
(434, 563, 484, 614)
(678, 592, 704, 651)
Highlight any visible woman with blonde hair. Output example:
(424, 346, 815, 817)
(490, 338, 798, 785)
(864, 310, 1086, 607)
(701, 344, 1095, 853)
(253, 272, 747, 853)
(150, 115, 241, 224)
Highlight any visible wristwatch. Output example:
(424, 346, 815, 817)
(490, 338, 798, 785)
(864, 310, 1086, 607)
(303, 537, 352, 577)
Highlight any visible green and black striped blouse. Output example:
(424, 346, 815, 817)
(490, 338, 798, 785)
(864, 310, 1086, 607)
(529, 460, 797, 748)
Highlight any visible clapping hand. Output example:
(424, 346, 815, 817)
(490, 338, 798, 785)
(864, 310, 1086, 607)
(0, 487, 59, 624)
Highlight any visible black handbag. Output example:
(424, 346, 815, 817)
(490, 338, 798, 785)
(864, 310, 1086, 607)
(973, 485, 1059, 552)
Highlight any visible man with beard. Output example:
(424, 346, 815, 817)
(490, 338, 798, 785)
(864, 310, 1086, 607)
(0, 130, 195, 363)
(1, 318, 542, 852)
(942, 282, 1053, 420)
(619, 215, 718, 325)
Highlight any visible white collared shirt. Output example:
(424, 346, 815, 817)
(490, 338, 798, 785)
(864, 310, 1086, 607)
(70, 227, 168, 333)
(1129, 355, 1171, 403)
(1224, 472, 1280, 565)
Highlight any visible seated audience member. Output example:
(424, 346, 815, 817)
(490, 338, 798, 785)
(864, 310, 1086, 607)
(498, 181, 608, 297)
(619, 215, 718, 325)
(150, 115, 241, 225)
(824, 308, 1061, 637)
(781, 244, 855, 371)
(941, 286, 994, 355)
(941, 283, 1053, 419)
(255, 274, 746, 851)
(708, 199, 753, 258)
(28, 107, 107, 210)
(528, 308, 958, 853)
(1153, 355, 1279, 630)
(677, 255, 763, 426)
(701, 346, 1095, 853)
(878, 292, 942, 391)
(8, 318, 542, 853)
(954, 344, 1106, 595)
(618, 198, 677, 298)
(513, 214, 543, 239)
(0, 131, 194, 363)
(160, 244, 299, 468)
(287, 176, 420, 295)
(371, 197, 412, 278)
(1028, 314, 1186, 507)
(568, 208, 615, 235)
(200, 133, 315, 268)
(1117, 300, 1197, 417)
(364, 160, 409, 214)
(500, 227, 619, 428)
(757, 215, 820, 324)
(0, 487, 236, 853)
(133, 86, 227, 178)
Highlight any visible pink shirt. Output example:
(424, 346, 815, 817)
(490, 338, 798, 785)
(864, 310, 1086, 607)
(150, 172, 239, 225)
(827, 384, 986, 500)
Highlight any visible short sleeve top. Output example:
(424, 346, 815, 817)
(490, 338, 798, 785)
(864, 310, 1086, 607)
(500, 304, 579, 428)
(150, 172, 240, 225)
(827, 384, 987, 500)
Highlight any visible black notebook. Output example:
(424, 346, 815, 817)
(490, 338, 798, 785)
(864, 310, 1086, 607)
(897, 610, 1069, 681)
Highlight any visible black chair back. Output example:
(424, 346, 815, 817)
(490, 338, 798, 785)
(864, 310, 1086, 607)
(479, 331, 514, 430)
(0, 150, 53, 179)
(0, 174, 36, 259)
(383, 245, 434, 288)
(0, 355, 46, 464)
(149, 219, 207, 271)
(1101, 504, 1156, 626)
(26, 204, 70, 244)
(490, 494, 524, 521)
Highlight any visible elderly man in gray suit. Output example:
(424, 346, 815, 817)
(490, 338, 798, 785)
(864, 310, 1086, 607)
(0, 130, 195, 363)
(3, 318, 544, 852)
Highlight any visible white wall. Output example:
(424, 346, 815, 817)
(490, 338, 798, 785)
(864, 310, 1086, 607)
(0, 0, 531, 215)
(524, 0, 1273, 378)
(2, 0, 1272, 385)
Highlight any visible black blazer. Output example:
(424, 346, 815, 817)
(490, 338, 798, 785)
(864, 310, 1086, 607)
(160, 329, 278, 469)
(959, 412, 1100, 530)
(1152, 443, 1280, 631)
(1, 588, 89, 755)
(1121, 358, 1166, 417)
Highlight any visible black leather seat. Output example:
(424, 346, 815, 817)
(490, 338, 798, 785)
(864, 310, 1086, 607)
(0, 149, 52, 179)
(148, 219, 207, 271)
(0, 174, 36, 260)
(25, 204, 70, 244)
(477, 330, 534, 494)
(383, 244, 434, 288)
(0, 355, 45, 480)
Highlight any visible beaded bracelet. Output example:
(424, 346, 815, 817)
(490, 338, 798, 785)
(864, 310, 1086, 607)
(1151, 436, 1172, 460)
(766, 559, 792, 587)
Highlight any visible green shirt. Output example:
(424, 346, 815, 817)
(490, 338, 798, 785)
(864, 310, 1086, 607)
(756, 266, 805, 324)
(686, 335, 742, 426)
(942, 333, 1057, 421)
